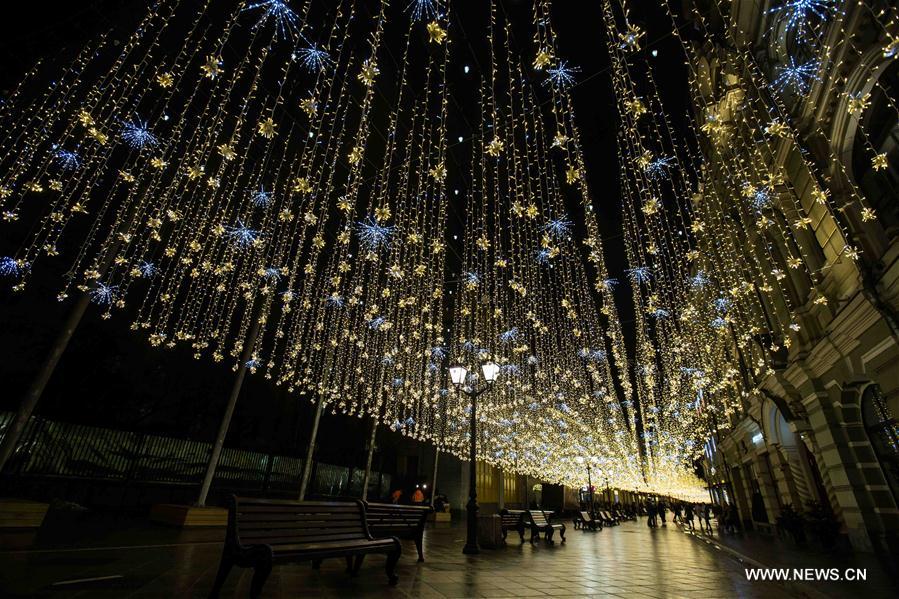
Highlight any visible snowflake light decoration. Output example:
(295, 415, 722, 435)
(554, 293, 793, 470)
(689, 271, 710, 289)
(625, 266, 651, 284)
(431, 346, 446, 361)
(263, 267, 282, 282)
(544, 60, 580, 89)
(250, 187, 272, 208)
(772, 57, 820, 95)
(768, 0, 834, 43)
(224, 220, 261, 248)
(542, 216, 573, 238)
(645, 156, 675, 179)
(323, 294, 344, 308)
(499, 327, 519, 343)
(243, 1, 300, 41)
(0, 256, 25, 277)
(368, 315, 386, 330)
(137, 261, 157, 278)
(406, 0, 439, 21)
(463, 271, 480, 286)
(296, 42, 334, 72)
(536, 248, 552, 264)
(54, 149, 81, 171)
(355, 216, 396, 251)
(121, 118, 158, 149)
(90, 282, 119, 305)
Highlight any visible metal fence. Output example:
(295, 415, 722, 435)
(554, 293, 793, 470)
(0, 412, 390, 497)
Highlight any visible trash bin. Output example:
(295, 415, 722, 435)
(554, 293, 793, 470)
(477, 514, 503, 549)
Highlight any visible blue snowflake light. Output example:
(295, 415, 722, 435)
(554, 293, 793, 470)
(542, 216, 573, 238)
(243, 1, 300, 41)
(713, 297, 731, 313)
(536, 248, 552, 264)
(55, 149, 81, 171)
(0, 256, 25, 277)
(499, 327, 519, 343)
(602, 277, 619, 290)
(500, 364, 520, 376)
(263, 267, 282, 282)
(245, 357, 260, 369)
(137, 261, 157, 278)
(224, 220, 261, 248)
(689, 271, 710, 289)
(296, 42, 334, 72)
(463, 271, 480, 286)
(710, 316, 727, 329)
(768, 0, 834, 43)
(527, 354, 539, 366)
(772, 57, 820, 95)
(121, 118, 158, 149)
(743, 182, 773, 212)
(625, 266, 651, 284)
(355, 216, 396, 251)
(651, 308, 670, 319)
(392, 377, 405, 388)
(406, 0, 439, 21)
(368, 315, 386, 330)
(325, 294, 345, 307)
(645, 156, 675, 179)
(250, 187, 272, 208)
(544, 60, 580, 89)
(90, 282, 119, 305)
(431, 346, 447, 361)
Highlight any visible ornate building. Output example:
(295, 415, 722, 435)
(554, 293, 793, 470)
(693, 0, 899, 556)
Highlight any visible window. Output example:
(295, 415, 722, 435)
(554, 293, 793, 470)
(861, 385, 899, 504)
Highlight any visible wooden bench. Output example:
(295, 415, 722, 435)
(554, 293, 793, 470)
(210, 497, 401, 598)
(575, 511, 600, 531)
(499, 509, 526, 544)
(598, 510, 619, 526)
(364, 502, 431, 562)
(525, 509, 566, 544)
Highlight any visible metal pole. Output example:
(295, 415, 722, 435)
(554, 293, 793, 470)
(430, 448, 440, 508)
(197, 305, 265, 506)
(361, 416, 378, 500)
(586, 463, 594, 519)
(298, 397, 325, 500)
(462, 389, 480, 555)
(0, 291, 92, 473)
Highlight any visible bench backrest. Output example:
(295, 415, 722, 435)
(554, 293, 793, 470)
(500, 509, 525, 526)
(529, 509, 550, 527)
(230, 497, 368, 551)
(579, 511, 593, 522)
(364, 502, 429, 536)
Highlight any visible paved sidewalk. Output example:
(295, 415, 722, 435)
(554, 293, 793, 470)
(675, 522, 895, 599)
(1, 514, 796, 598)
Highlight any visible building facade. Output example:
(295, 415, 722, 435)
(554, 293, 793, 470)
(692, 0, 899, 556)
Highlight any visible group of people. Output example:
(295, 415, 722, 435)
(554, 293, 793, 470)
(644, 499, 739, 534)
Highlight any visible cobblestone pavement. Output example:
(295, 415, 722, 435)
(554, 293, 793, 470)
(0, 518, 803, 598)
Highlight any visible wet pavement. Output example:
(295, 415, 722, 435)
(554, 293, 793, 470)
(0, 514, 831, 598)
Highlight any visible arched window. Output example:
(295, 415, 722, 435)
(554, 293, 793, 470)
(861, 385, 899, 504)
(852, 60, 899, 234)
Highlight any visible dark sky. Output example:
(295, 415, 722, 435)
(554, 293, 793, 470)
(0, 0, 690, 462)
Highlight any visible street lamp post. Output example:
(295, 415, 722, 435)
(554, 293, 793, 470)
(576, 456, 594, 519)
(449, 361, 500, 556)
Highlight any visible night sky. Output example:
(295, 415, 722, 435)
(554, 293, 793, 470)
(0, 0, 691, 464)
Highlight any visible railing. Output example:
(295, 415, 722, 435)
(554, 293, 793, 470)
(0, 412, 390, 497)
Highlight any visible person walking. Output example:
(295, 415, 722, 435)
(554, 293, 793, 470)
(703, 503, 713, 534)
(672, 501, 682, 525)
(658, 499, 667, 526)
(684, 503, 695, 530)
(647, 500, 657, 528)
